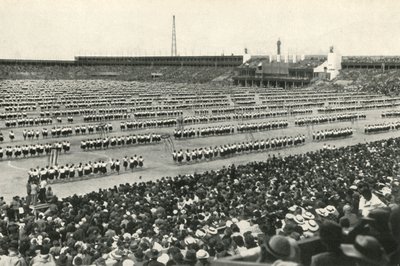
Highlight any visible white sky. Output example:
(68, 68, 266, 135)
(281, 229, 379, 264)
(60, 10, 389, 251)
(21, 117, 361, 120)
(0, 0, 399, 59)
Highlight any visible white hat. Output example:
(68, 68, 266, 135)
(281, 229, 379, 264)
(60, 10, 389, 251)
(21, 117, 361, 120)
(196, 249, 210, 259)
(195, 229, 206, 238)
(300, 223, 309, 231)
(285, 213, 294, 220)
(153, 242, 163, 252)
(294, 214, 305, 225)
(122, 260, 135, 266)
(316, 208, 329, 217)
(157, 254, 169, 265)
(307, 220, 319, 232)
(325, 205, 337, 215)
(123, 233, 131, 240)
(184, 236, 196, 246)
(302, 212, 315, 220)
(207, 227, 218, 235)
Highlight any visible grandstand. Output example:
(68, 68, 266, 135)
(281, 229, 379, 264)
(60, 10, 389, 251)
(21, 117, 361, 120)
(342, 56, 400, 70)
(0, 56, 242, 83)
(233, 55, 326, 88)
(2, 54, 400, 266)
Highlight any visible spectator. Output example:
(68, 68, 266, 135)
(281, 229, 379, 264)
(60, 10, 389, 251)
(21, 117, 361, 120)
(311, 221, 355, 266)
(32, 246, 56, 266)
(339, 204, 360, 229)
(341, 235, 389, 266)
(258, 235, 299, 265)
(359, 186, 386, 217)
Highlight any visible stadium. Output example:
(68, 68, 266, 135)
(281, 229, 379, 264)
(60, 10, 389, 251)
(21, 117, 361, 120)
(1, 1, 400, 266)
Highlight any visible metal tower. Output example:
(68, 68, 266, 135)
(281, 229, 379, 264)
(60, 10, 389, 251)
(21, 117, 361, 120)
(277, 38, 281, 55)
(171, 15, 177, 56)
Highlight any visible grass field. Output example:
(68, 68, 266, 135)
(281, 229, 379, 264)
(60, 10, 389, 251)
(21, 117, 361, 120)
(1, 106, 400, 201)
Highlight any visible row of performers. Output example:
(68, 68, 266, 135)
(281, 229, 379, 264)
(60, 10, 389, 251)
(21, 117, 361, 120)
(0, 142, 70, 159)
(80, 134, 161, 150)
(312, 128, 354, 141)
(172, 135, 306, 163)
(28, 156, 144, 181)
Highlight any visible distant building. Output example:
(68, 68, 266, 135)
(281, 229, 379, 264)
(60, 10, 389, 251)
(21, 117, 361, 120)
(313, 47, 342, 80)
(233, 54, 326, 88)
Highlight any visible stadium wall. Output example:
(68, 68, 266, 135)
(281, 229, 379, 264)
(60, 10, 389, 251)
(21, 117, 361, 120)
(0, 55, 243, 67)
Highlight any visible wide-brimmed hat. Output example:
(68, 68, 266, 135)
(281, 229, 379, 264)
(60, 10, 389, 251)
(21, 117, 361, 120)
(195, 229, 206, 238)
(315, 208, 329, 217)
(157, 254, 169, 265)
(307, 220, 319, 232)
(184, 236, 196, 246)
(109, 250, 123, 261)
(285, 213, 294, 220)
(341, 235, 389, 266)
(264, 235, 293, 260)
(207, 227, 218, 235)
(293, 214, 305, 225)
(196, 249, 209, 259)
(325, 205, 337, 214)
(302, 212, 315, 220)
(300, 223, 309, 231)
(122, 259, 135, 266)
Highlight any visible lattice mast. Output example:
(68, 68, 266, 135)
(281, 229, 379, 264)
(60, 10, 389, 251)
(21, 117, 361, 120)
(171, 15, 177, 56)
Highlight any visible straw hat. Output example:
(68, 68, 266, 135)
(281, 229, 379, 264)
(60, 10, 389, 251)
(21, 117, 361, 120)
(341, 235, 389, 266)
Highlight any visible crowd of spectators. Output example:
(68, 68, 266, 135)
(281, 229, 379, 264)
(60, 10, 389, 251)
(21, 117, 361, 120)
(0, 137, 398, 265)
(338, 69, 400, 97)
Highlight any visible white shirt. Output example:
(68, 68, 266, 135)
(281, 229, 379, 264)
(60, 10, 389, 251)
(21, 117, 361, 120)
(359, 193, 387, 217)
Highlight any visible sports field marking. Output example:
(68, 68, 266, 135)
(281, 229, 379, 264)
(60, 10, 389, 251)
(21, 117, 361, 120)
(75, 151, 112, 161)
(7, 161, 28, 171)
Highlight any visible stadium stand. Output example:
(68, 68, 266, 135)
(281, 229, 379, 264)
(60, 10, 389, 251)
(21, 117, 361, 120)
(0, 137, 399, 266)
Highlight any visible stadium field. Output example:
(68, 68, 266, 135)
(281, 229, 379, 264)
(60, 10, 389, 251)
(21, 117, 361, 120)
(1, 106, 399, 201)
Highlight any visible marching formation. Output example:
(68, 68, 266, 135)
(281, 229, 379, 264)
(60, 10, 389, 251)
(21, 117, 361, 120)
(365, 121, 400, 134)
(28, 155, 144, 183)
(236, 120, 288, 133)
(172, 135, 306, 164)
(312, 127, 354, 141)
(120, 119, 177, 130)
(295, 113, 366, 126)
(80, 133, 161, 150)
(0, 141, 70, 160)
(173, 125, 234, 139)
(4, 117, 53, 128)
